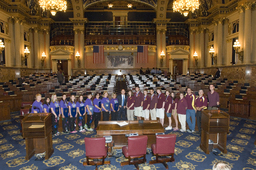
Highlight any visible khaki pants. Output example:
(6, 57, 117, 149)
(178, 114, 186, 131)
(150, 109, 156, 120)
(127, 109, 134, 121)
(134, 107, 142, 117)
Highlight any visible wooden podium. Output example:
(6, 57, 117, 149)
(22, 113, 54, 160)
(200, 110, 229, 154)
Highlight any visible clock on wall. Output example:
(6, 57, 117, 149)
(118, 45, 123, 51)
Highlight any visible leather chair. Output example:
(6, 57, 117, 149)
(149, 134, 176, 169)
(83, 137, 110, 170)
(121, 135, 148, 170)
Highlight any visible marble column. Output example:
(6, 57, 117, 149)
(169, 59, 173, 75)
(156, 29, 167, 68)
(14, 18, 21, 66)
(189, 31, 194, 69)
(204, 30, 210, 67)
(195, 30, 200, 67)
(238, 6, 245, 51)
(18, 21, 24, 67)
(243, 3, 252, 64)
(223, 19, 229, 65)
(28, 29, 34, 68)
(217, 19, 223, 66)
(74, 30, 79, 68)
(4, 39, 11, 67)
(33, 29, 40, 69)
(183, 59, 188, 75)
(38, 30, 44, 68)
(199, 29, 205, 68)
(8, 18, 15, 66)
(213, 21, 218, 65)
(252, 8, 256, 63)
(45, 31, 50, 68)
(80, 31, 85, 68)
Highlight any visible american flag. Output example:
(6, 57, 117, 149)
(93, 45, 104, 64)
(137, 45, 148, 63)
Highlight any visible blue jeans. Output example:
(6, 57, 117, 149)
(186, 109, 196, 131)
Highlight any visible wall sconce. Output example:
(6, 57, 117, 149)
(41, 52, 46, 67)
(127, 4, 132, 8)
(0, 39, 5, 54)
(75, 51, 81, 67)
(108, 3, 113, 8)
(233, 39, 243, 62)
(193, 51, 198, 67)
(160, 51, 165, 67)
(209, 46, 217, 65)
(23, 47, 30, 66)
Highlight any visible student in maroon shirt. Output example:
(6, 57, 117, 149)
(149, 88, 158, 120)
(134, 86, 143, 120)
(195, 89, 208, 135)
(177, 92, 188, 132)
(171, 92, 179, 131)
(156, 88, 165, 126)
(207, 84, 220, 110)
(185, 88, 196, 133)
(165, 90, 173, 130)
(126, 90, 135, 120)
(142, 89, 150, 120)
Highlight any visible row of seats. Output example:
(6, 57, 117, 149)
(84, 134, 176, 170)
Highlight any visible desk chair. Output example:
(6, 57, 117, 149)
(121, 135, 148, 170)
(149, 134, 176, 169)
(83, 137, 110, 170)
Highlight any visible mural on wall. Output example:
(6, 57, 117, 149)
(106, 55, 134, 68)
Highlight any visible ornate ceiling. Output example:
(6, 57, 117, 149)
(83, 0, 157, 10)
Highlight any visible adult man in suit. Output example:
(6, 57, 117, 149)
(117, 89, 127, 120)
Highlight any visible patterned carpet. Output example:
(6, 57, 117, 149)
(0, 112, 256, 170)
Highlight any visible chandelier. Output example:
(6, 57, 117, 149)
(39, 0, 67, 16)
(173, 0, 200, 17)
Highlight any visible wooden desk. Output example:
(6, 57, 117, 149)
(229, 99, 250, 118)
(97, 121, 164, 149)
(22, 113, 54, 160)
(0, 101, 11, 121)
(200, 110, 229, 154)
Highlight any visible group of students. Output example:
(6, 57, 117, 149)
(125, 84, 219, 134)
(31, 91, 121, 136)
(31, 84, 219, 136)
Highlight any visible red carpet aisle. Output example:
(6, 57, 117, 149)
(0, 112, 256, 170)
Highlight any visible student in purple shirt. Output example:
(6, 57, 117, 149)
(93, 93, 101, 129)
(77, 95, 85, 132)
(50, 94, 60, 136)
(149, 88, 158, 120)
(171, 92, 179, 131)
(85, 93, 94, 131)
(177, 92, 188, 132)
(142, 89, 150, 120)
(185, 88, 196, 133)
(207, 84, 220, 110)
(43, 97, 51, 113)
(195, 89, 208, 135)
(69, 95, 77, 133)
(134, 86, 143, 120)
(101, 91, 110, 121)
(60, 94, 69, 133)
(165, 90, 173, 130)
(110, 93, 119, 121)
(156, 88, 165, 126)
(31, 94, 43, 113)
(126, 90, 135, 121)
